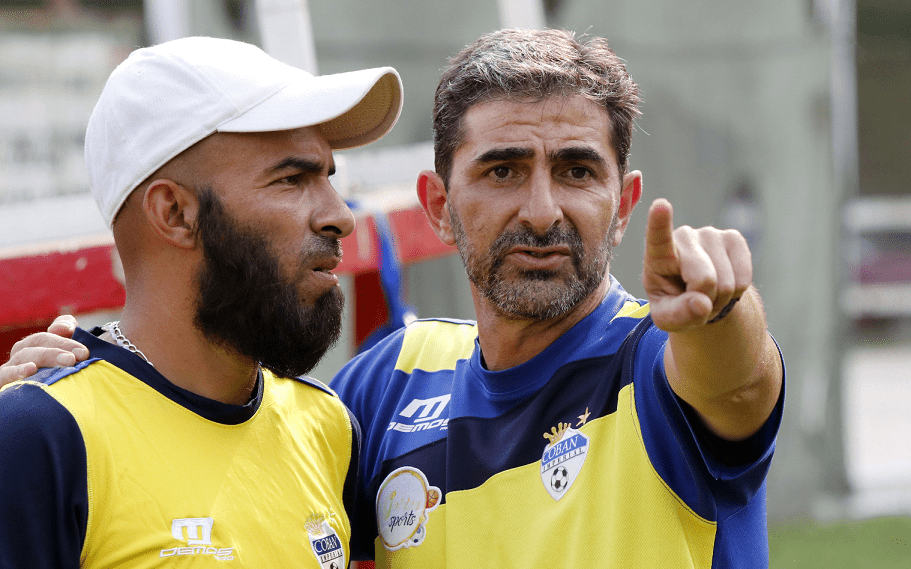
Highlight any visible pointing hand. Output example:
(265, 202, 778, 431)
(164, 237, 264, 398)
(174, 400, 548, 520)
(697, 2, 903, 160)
(642, 199, 752, 332)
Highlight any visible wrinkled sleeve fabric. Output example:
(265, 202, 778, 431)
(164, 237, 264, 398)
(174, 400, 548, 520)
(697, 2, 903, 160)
(633, 324, 785, 510)
(0, 381, 88, 569)
(631, 321, 785, 568)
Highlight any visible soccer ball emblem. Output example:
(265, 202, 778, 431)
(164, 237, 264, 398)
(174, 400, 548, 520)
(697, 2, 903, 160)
(550, 466, 569, 492)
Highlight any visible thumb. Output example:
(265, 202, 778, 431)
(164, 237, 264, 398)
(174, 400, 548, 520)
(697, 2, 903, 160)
(649, 291, 715, 332)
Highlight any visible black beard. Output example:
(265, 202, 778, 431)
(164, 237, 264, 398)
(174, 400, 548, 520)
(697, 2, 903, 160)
(450, 206, 616, 320)
(193, 188, 343, 378)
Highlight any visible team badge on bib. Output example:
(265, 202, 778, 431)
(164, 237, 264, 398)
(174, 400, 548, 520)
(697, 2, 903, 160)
(541, 422, 589, 501)
(376, 466, 441, 551)
(305, 514, 345, 569)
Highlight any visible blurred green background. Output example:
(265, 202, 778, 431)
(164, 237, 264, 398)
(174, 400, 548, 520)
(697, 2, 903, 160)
(770, 517, 911, 568)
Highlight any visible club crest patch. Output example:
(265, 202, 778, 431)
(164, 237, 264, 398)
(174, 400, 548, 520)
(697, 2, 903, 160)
(376, 466, 441, 551)
(305, 514, 345, 569)
(541, 422, 589, 500)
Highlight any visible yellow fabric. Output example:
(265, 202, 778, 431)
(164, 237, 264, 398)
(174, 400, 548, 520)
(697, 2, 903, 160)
(611, 300, 651, 321)
(394, 321, 477, 374)
(44, 361, 353, 568)
(373, 383, 715, 569)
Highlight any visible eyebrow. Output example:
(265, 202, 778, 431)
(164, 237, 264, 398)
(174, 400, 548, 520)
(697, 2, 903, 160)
(474, 147, 535, 164)
(473, 146, 607, 169)
(550, 146, 607, 168)
(268, 157, 336, 177)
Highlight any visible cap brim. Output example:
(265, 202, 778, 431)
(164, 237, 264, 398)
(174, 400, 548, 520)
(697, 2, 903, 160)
(217, 67, 402, 150)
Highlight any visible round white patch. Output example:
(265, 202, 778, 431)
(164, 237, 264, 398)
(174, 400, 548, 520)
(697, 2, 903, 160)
(376, 467, 441, 551)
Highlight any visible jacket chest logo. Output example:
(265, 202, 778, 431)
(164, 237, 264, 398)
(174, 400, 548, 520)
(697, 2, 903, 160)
(541, 422, 589, 500)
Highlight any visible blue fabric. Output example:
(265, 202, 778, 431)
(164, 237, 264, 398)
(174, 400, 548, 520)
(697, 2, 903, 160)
(0, 383, 88, 569)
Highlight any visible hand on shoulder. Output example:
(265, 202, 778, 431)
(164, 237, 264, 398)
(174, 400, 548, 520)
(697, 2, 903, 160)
(0, 316, 88, 388)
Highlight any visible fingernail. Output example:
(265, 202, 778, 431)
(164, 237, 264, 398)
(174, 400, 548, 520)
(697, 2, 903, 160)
(74, 348, 89, 360)
(57, 353, 76, 366)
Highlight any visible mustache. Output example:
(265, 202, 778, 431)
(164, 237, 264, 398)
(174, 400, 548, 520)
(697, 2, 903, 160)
(489, 225, 585, 259)
(292, 235, 342, 285)
(299, 235, 342, 263)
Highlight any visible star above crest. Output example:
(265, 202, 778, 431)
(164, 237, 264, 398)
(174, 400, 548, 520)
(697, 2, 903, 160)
(577, 407, 591, 427)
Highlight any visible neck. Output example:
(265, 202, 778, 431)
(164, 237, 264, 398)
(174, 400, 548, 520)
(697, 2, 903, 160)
(113, 284, 260, 406)
(473, 280, 610, 371)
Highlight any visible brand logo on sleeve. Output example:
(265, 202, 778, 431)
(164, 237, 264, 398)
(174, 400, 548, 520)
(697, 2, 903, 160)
(376, 467, 441, 551)
(160, 517, 234, 560)
(386, 394, 451, 434)
(541, 422, 589, 501)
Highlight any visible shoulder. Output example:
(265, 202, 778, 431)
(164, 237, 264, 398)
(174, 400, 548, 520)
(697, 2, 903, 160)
(360, 317, 477, 358)
(582, 294, 666, 369)
(285, 373, 339, 398)
(331, 319, 474, 428)
(266, 370, 358, 431)
(337, 317, 477, 372)
(620, 313, 667, 362)
(394, 318, 478, 374)
(333, 318, 476, 396)
(5, 357, 100, 389)
(0, 359, 101, 414)
(0, 378, 86, 462)
(267, 368, 344, 406)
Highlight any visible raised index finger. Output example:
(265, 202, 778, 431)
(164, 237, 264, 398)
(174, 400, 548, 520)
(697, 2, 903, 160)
(645, 198, 677, 264)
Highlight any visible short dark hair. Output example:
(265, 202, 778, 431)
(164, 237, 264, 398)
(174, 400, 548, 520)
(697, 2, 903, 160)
(433, 29, 641, 186)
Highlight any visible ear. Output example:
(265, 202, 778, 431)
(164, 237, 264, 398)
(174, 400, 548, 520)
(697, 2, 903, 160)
(142, 179, 199, 249)
(613, 170, 643, 246)
(416, 170, 456, 246)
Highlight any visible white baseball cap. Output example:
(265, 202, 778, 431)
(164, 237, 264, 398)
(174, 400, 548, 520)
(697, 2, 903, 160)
(85, 36, 403, 226)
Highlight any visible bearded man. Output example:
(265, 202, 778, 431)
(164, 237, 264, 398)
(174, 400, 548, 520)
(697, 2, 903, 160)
(0, 36, 401, 568)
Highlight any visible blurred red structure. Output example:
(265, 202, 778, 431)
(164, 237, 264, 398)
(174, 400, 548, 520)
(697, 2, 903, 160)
(0, 206, 454, 360)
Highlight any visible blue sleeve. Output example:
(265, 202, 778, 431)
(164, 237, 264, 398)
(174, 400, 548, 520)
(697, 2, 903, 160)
(332, 327, 409, 459)
(332, 356, 377, 561)
(331, 328, 409, 562)
(340, 403, 362, 538)
(0, 382, 88, 569)
(632, 324, 785, 522)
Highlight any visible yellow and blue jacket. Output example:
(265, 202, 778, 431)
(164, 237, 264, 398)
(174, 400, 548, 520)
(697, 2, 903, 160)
(0, 327, 359, 568)
(333, 277, 784, 568)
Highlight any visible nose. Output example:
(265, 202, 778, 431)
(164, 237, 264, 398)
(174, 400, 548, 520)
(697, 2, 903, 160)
(517, 172, 563, 234)
(312, 182, 356, 239)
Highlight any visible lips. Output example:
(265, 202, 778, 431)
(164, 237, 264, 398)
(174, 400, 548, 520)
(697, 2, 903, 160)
(504, 245, 572, 271)
(311, 256, 341, 273)
(522, 250, 562, 258)
(508, 245, 572, 258)
(303, 257, 342, 290)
